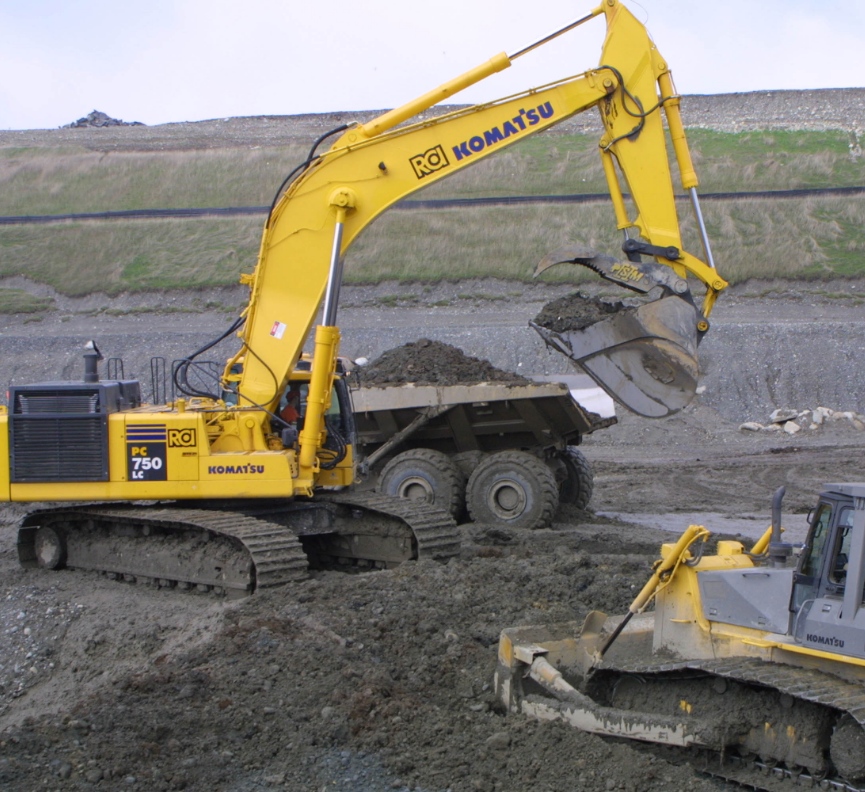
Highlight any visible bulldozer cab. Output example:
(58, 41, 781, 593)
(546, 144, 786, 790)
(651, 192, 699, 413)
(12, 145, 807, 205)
(791, 485, 865, 660)
(792, 495, 855, 610)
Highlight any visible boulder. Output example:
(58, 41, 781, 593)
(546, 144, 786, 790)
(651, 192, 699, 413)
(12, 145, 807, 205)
(739, 422, 764, 432)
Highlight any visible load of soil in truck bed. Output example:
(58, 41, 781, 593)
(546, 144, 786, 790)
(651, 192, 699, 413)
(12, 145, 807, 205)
(354, 338, 530, 387)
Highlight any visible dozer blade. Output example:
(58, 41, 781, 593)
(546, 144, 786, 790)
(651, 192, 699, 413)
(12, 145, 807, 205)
(532, 248, 702, 418)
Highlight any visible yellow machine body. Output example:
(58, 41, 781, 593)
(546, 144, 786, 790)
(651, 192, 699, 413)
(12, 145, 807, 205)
(497, 485, 865, 784)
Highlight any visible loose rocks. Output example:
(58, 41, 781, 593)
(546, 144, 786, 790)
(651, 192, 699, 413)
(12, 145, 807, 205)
(739, 406, 865, 434)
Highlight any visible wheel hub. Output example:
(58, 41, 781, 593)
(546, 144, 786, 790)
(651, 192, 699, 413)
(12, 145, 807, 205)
(488, 479, 527, 518)
(397, 475, 435, 504)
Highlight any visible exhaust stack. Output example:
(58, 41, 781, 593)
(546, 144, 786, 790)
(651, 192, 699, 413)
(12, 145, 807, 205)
(83, 340, 103, 384)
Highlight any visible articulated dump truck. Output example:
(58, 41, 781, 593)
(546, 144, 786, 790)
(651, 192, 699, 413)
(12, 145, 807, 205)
(497, 485, 865, 789)
(351, 378, 614, 530)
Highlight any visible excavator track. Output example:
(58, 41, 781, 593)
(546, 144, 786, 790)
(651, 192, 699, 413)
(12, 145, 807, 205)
(18, 506, 309, 596)
(16, 495, 459, 596)
(319, 490, 461, 563)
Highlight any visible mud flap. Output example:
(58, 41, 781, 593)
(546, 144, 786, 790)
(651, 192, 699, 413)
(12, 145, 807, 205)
(532, 294, 701, 418)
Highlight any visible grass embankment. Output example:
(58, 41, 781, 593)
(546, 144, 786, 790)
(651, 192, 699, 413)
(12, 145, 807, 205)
(0, 129, 863, 312)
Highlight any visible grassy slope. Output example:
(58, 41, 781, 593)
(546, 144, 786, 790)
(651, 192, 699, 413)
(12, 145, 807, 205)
(0, 128, 863, 306)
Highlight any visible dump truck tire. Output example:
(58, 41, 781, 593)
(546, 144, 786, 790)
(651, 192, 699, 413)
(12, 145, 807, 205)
(466, 450, 559, 530)
(557, 446, 593, 510)
(379, 448, 466, 519)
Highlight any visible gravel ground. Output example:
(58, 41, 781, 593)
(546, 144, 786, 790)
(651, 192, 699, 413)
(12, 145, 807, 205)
(3, 275, 865, 423)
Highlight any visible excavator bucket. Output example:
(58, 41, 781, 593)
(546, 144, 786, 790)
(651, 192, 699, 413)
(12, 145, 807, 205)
(532, 247, 703, 418)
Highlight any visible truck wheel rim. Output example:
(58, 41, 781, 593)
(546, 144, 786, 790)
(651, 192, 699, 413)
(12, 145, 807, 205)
(397, 475, 435, 503)
(488, 479, 527, 519)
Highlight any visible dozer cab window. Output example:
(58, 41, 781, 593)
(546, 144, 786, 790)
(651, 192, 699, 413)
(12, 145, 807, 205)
(826, 506, 854, 593)
(792, 502, 835, 611)
(800, 503, 833, 579)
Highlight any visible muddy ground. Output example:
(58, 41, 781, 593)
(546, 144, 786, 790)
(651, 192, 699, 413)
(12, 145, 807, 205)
(2, 284, 865, 791)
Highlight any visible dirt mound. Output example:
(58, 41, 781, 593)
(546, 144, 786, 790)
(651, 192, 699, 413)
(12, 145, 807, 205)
(64, 110, 144, 129)
(355, 339, 530, 387)
(533, 292, 624, 333)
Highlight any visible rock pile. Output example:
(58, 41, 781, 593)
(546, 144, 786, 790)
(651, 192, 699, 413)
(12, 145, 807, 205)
(740, 407, 865, 435)
(64, 110, 143, 128)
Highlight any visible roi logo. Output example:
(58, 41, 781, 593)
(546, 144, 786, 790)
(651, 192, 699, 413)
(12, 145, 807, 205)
(410, 145, 449, 179)
(168, 428, 197, 448)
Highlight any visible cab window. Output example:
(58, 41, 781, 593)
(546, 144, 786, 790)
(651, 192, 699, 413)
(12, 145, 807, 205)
(800, 503, 833, 579)
(828, 507, 854, 588)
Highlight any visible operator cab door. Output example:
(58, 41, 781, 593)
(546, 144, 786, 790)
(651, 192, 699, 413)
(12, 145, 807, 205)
(276, 376, 356, 450)
(791, 499, 839, 612)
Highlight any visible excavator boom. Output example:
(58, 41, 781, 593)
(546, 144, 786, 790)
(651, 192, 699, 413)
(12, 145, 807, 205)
(228, 0, 725, 423)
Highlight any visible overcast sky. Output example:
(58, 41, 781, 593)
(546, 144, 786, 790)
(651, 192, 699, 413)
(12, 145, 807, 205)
(1, 0, 862, 131)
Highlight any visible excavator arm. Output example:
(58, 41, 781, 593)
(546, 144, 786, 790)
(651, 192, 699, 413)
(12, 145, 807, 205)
(225, 0, 726, 463)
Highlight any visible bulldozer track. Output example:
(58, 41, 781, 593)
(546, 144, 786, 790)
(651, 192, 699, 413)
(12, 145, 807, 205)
(613, 656, 865, 726)
(695, 751, 864, 791)
(604, 656, 865, 790)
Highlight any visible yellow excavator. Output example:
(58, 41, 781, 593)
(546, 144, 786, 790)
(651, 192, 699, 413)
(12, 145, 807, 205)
(2, 0, 726, 594)
(497, 485, 865, 788)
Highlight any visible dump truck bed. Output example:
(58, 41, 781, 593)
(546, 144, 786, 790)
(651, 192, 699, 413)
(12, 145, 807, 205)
(350, 381, 615, 458)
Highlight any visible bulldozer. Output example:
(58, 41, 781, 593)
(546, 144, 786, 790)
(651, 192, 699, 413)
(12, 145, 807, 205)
(3, 0, 727, 594)
(496, 484, 865, 788)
